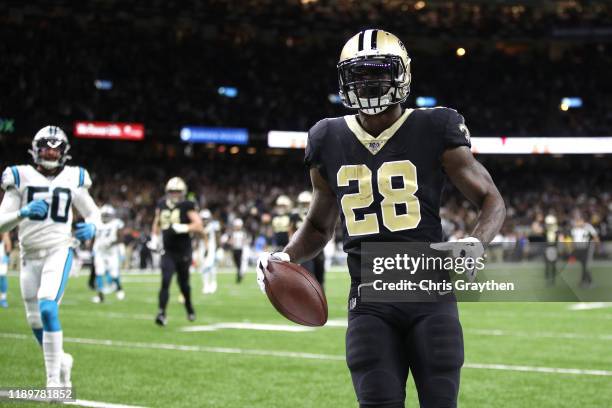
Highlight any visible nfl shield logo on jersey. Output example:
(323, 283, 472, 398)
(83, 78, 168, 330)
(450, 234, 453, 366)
(368, 142, 381, 154)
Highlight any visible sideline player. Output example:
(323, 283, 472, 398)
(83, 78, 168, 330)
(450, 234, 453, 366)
(0, 125, 100, 388)
(151, 177, 202, 326)
(92, 204, 125, 302)
(198, 209, 220, 294)
(271, 195, 292, 249)
(257, 30, 505, 407)
(290, 191, 325, 287)
(571, 214, 599, 288)
(0, 232, 11, 307)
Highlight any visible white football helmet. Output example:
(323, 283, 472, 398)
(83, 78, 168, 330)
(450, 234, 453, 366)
(297, 191, 312, 205)
(100, 204, 116, 222)
(276, 195, 293, 208)
(199, 209, 212, 220)
(338, 29, 411, 115)
(165, 177, 187, 204)
(29, 126, 71, 169)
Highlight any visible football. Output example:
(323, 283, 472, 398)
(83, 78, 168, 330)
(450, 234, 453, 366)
(264, 260, 328, 327)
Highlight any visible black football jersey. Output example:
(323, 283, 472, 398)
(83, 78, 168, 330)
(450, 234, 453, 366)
(305, 107, 471, 278)
(157, 199, 197, 253)
(272, 213, 291, 247)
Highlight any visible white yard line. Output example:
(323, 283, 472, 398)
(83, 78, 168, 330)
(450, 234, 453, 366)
(467, 328, 612, 341)
(66, 399, 148, 408)
(568, 302, 612, 311)
(180, 322, 315, 332)
(2, 332, 611, 377)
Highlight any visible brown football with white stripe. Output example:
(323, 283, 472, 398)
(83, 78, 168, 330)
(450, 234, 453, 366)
(263, 260, 328, 327)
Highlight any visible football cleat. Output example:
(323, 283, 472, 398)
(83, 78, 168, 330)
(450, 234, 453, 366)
(60, 352, 73, 388)
(91, 294, 103, 304)
(187, 313, 196, 322)
(116, 290, 125, 300)
(155, 313, 167, 327)
(0, 299, 7, 308)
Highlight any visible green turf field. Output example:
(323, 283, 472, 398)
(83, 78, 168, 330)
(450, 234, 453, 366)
(0, 265, 611, 407)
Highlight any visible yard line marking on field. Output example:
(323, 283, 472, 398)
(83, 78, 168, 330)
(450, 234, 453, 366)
(66, 399, 148, 408)
(463, 363, 612, 377)
(2, 332, 611, 376)
(324, 319, 612, 341)
(0, 390, 147, 408)
(459, 309, 612, 320)
(467, 328, 612, 341)
(568, 302, 612, 311)
(181, 323, 315, 332)
(324, 319, 348, 328)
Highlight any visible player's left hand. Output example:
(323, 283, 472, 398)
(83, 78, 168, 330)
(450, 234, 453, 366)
(75, 222, 96, 241)
(430, 237, 485, 281)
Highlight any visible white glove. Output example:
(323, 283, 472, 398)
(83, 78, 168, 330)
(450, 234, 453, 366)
(171, 223, 190, 234)
(430, 237, 485, 282)
(256, 251, 290, 294)
(147, 235, 161, 252)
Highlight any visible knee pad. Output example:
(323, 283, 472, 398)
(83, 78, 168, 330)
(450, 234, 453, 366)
(346, 316, 406, 406)
(39, 299, 61, 332)
(24, 297, 42, 328)
(418, 314, 464, 372)
(411, 314, 463, 407)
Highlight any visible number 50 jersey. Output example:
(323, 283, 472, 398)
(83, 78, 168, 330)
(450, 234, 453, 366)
(305, 107, 471, 276)
(1, 165, 93, 255)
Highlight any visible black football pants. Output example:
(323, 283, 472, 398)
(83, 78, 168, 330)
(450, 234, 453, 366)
(346, 285, 464, 408)
(159, 250, 194, 315)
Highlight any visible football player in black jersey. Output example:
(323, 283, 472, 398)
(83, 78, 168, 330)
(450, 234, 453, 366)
(289, 191, 326, 287)
(151, 177, 203, 326)
(271, 195, 292, 249)
(257, 30, 505, 407)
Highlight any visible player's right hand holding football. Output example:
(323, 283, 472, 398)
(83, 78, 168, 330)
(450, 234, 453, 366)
(256, 251, 290, 293)
(19, 200, 49, 220)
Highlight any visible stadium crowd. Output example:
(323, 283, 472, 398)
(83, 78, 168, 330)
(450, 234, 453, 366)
(1, 1, 612, 138)
(81, 155, 612, 253)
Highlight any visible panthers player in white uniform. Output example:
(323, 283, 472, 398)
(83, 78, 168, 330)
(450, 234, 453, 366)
(198, 209, 220, 294)
(92, 205, 125, 302)
(0, 126, 100, 388)
(0, 232, 11, 307)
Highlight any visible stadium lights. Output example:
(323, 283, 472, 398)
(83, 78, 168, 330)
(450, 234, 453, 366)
(230, 146, 240, 154)
(560, 97, 582, 110)
(218, 86, 238, 98)
(94, 79, 113, 90)
(416, 96, 437, 107)
(415, 1, 426, 10)
(456, 47, 466, 57)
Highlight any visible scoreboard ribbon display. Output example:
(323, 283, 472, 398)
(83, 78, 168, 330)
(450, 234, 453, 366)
(74, 122, 145, 141)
